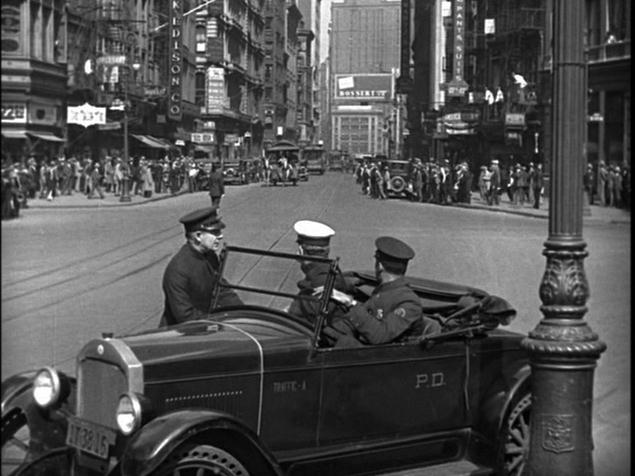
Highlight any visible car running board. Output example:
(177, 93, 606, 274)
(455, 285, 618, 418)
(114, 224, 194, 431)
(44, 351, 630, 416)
(377, 460, 493, 476)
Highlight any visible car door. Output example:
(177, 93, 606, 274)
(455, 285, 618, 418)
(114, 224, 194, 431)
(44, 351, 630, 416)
(315, 339, 469, 446)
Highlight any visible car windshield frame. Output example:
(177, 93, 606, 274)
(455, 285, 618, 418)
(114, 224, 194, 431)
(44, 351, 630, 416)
(212, 245, 340, 347)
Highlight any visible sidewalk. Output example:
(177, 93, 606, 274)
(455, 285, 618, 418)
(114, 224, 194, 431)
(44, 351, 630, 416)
(457, 191, 631, 224)
(23, 188, 631, 224)
(24, 189, 189, 209)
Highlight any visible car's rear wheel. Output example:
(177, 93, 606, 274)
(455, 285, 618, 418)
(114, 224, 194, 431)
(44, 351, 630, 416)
(156, 444, 250, 476)
(500, 392, 531, 476)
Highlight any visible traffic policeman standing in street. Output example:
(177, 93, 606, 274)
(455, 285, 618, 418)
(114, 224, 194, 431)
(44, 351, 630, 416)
(160, 207, 242, 327)
(323, 236, 423, 346)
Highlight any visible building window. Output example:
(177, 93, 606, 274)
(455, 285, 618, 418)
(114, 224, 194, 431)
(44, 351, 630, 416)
(1, 1, 21, 54)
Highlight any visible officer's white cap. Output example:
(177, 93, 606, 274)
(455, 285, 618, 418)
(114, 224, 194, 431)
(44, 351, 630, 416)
(294, 220, 335, 247)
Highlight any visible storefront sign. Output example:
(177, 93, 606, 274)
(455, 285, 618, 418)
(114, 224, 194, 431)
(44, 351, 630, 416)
(1, 103, 27, 123)
(504, 113, 526, 128)
(447, 0, 469, 97)
(206, 67, 225, 114)
(67, 102, 106, 127)
(334, 74, 391, 101)
(191, 132, 215, 144)
(144, 85, 167, 98)
(96, 55, 126, 66)
(168, 0, 183, 121)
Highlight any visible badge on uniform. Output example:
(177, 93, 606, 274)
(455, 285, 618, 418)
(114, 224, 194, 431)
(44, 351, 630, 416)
(394, 308, 406, 318)
(376, 309, 384, 320)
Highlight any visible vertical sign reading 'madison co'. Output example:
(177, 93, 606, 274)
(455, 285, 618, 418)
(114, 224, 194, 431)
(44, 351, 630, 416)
(168, 0, 183, 121)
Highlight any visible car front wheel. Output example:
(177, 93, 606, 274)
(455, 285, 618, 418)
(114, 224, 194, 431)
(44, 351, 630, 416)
(156, 444, 250, 476)
(500, 392, 531, 476)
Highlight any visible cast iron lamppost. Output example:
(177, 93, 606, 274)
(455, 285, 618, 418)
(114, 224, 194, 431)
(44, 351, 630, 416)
(521, 0, 606, 474)
(119, 60, 140, 203)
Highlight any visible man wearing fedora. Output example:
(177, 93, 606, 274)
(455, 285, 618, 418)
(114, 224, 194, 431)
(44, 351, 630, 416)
(160, 207, 242, 327)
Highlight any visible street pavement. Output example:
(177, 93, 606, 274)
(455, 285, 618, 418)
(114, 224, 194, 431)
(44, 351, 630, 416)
(2, 173, 629, 475)
(22, 184, 632, 225)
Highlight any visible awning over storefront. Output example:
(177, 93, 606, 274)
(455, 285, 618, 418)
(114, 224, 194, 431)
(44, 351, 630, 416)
(1, 129, 28, 139)
(147, 135, 177, 149)
(28, 132, 65, 142)
(132, 134, 170, 149)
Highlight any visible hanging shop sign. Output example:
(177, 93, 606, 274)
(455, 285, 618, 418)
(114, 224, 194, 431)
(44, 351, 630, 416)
(206, 67, 225, 114)
(191, 132, 215, 144)
(168, 0, 183, 121)
(446, 0, 469, 97)
(1, 103, 27, 123)
(504, 113, 526, 128)
(67, 102, 106, 127)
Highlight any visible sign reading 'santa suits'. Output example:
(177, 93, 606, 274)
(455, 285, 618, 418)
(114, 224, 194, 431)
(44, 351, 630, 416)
(168, 0, 183, 121)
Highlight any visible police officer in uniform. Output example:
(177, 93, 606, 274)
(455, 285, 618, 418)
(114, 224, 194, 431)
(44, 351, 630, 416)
(287, 220, 356, 322)
(160, 207, 242, 327)
(324, 236, 423, 346)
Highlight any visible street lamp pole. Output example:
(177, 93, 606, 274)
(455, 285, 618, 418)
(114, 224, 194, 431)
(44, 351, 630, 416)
(521, 0, 606, 474)
(119, 61, 139, 202)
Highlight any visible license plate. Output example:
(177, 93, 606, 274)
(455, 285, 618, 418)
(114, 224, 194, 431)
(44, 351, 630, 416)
(66, 417, 117, 460)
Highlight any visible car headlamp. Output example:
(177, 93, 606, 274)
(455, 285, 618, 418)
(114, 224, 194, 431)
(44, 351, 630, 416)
(33, 367, 66, 409)
(116, 393, 143, 435)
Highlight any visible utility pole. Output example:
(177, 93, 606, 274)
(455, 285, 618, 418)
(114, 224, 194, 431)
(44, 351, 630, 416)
(521, 0, 606, 474)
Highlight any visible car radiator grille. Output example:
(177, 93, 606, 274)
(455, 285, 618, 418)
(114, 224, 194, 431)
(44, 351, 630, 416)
(77, 359, 128, 429)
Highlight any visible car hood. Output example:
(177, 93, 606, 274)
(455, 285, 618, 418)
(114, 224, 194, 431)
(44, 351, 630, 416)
(119, 315, 311, 381)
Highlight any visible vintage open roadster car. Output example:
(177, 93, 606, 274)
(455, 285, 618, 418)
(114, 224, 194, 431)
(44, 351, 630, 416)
(1, 246, 531, 476)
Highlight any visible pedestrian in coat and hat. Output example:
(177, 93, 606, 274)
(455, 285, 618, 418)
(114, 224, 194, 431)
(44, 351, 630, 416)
(208, 163, 225, 209)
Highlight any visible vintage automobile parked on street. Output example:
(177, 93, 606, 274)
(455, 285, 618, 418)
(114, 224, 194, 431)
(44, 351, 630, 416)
(223, 159, 252, 186)
(385, 158, 413, 199)
(1, 246, 530, 476)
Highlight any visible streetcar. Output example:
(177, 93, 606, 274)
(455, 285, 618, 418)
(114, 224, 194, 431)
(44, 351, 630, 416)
(301, 144, 326, 175)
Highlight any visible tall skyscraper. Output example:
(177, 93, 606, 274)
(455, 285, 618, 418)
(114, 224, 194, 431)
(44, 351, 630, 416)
(328, 0, 401, 156)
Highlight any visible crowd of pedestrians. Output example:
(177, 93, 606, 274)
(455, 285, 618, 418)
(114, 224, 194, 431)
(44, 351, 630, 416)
(352, 155, 631, 211)
(0, 152, 216, 219)
(584, 160, 631, 209)
(354, 157, 475, 205)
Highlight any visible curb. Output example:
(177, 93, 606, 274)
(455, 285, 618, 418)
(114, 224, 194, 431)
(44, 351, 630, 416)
(25, 191, 190, 209)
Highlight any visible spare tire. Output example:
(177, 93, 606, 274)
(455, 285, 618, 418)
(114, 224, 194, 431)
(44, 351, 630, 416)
(390, 176, 406, 193)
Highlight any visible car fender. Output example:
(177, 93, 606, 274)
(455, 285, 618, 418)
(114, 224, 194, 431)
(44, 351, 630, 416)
(1, 370, 75, 455)
(120, 409, 283, 476)
(478, 364, 531, 438)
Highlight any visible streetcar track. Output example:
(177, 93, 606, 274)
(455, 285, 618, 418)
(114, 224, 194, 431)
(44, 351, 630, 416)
(2, 224, 180, 290)
(1, 228, 183, 303)
(3, 252, 173, 324)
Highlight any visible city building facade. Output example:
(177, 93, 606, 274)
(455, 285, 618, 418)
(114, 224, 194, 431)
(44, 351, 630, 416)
(1, 0, 68, 162)
(406, 0, 630, 175)
(195, 0, 266, 161)
(297, 0, 321, 146)
(328, 0, 400, 157)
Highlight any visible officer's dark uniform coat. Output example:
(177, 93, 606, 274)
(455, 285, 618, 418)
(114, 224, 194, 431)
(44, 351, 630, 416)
(160, 244, 242, 326)
(343, 276, 422, 344)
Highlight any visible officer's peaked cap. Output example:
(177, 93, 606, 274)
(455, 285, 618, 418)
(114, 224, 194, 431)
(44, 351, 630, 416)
(294, 220, 334, 248)
(375, 236, 415, 268)
(179, 207, 225, 233)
